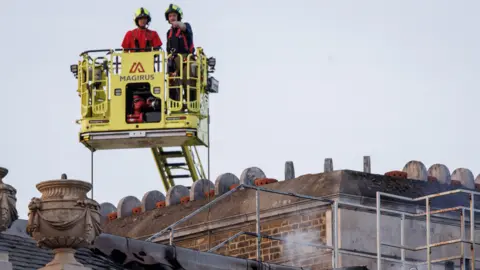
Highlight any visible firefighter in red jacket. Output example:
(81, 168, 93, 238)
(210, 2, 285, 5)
(122, 7, 163, 52)
(164, 4, 196, 107)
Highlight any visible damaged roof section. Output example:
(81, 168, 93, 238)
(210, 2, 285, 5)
(93, 233, 367, 270)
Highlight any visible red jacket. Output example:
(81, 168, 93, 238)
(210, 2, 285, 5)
(122, 28, 162, 51)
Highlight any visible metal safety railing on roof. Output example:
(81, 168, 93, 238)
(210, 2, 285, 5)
(145, 183, 340, 268)
(143, 182, 480, 270)
(376, 189, 480, 270)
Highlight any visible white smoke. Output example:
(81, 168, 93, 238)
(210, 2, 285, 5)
(281, 230, 325, 268)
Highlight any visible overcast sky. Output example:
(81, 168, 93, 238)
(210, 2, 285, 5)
(1, 0, 478, 219)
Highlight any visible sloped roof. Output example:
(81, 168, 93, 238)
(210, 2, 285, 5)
(0, 228, 124, 269)
(103, 169, 479, 239)
(103, 171, 337, 238)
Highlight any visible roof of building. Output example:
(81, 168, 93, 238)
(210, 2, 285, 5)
(3, 158, 478, 269)
(103, 168, 480, 239)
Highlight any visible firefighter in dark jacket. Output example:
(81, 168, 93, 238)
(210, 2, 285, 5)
(164, 4, 196, 107)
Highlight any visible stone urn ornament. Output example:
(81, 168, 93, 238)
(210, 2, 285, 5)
(0, 167, 18, 232)
(27, 174, 102, 269)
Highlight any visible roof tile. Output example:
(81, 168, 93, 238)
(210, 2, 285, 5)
(0, 233, 123, 270)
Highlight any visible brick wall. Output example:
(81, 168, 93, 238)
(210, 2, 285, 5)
(167, 208, 332, 270)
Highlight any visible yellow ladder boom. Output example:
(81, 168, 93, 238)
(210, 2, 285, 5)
(152, 146, 206, 191)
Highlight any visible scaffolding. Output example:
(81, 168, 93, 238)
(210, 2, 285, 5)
(376, 189, 479, 270)
(144, 183, 480, 270)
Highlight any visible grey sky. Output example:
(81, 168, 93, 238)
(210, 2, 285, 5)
(1, 0, 479, 219)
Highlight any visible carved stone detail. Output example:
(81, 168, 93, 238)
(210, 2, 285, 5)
(26, 175, 101, 269)
(0, 167, 18, 232)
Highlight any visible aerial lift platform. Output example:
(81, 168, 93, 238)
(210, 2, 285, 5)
(70, 46, 219, 192)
